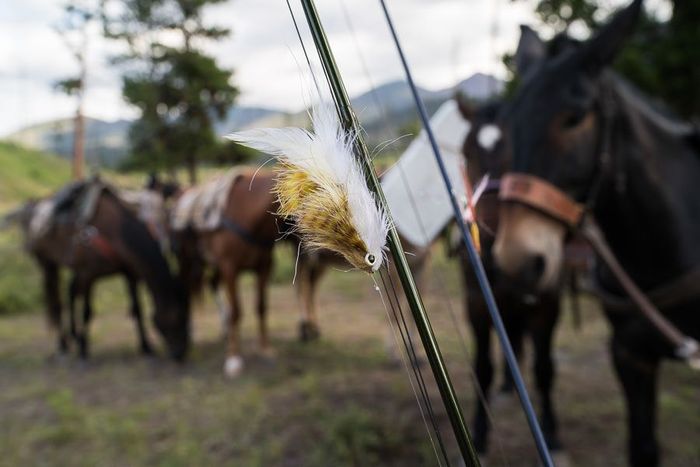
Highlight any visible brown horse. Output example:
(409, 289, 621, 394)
(9, 180, 190, 361)
(453, 24, 597, 456)
(293, 237, 430, 343)
(171, 170, 280, 378)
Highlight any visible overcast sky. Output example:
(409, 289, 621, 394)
(0, 0, 544, 136)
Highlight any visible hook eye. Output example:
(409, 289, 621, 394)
(364, 253, 377, 268)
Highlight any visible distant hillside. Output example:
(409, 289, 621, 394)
(7, 117, 130, 169)
(6, 73, 503, 164)
(0, 142, 70, 208)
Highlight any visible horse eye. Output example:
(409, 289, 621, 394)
(563, 111, 586, 129)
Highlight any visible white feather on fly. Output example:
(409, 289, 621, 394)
(226, 103, 389, 271)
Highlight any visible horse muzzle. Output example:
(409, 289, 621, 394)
(493, 203, 567, 291)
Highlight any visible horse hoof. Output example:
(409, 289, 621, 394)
(47, 352, 70, 365)
(299, 321, 320, 342)
(259, 346, 277, 360)
(223, 356, 244, 378)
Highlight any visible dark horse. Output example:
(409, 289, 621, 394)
(456, 95, 563, 455)
(492, 1, 700, 465)
(12, 181, 190, 361)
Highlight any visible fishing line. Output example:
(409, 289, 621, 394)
(378, 1, 554, 465)
(285, 0, 324, 98)
(377, 268, 450, 466)
(372, 273, 449, 467)
(336, 0, 508, 461)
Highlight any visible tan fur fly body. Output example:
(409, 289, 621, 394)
(226, 104, 389, 273)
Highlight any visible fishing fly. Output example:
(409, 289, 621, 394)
(227, 103, 389, 273)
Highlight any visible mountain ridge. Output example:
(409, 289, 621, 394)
(5, 73, 503, 167)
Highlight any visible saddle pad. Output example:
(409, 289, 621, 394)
(28, 179, 104, 242)
(170, 168, 246, 232)
(381, 100, 471, 248)
(28, 199, 55, 241)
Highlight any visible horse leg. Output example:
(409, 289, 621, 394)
(256, 254, 274, 357)
(297, 258, 322, 342)
(221, 263, 244, 378)
(68, 275, 80, 349)
(77, 279, 94, 359)
(612, 333, 661, 467)
(470, 303, 493, 454)
(210, 269, 229, 339)
(531, 296, 562, 451)
(499, 320, 523, 394)
(40, 259, 67, 356)
(125, 274, 153, 355)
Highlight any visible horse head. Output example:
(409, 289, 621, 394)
(152, 282, 190, 362)
(493, 0, 643, 290)
(455, 22, 581, 259)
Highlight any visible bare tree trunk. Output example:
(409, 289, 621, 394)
(72, 31, 88, 181)
(73, 104, 85, 180)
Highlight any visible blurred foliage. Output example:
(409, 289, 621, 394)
(523, 0, 700, 118)
(0, 142, 72, 314)
(53, 1, 94, 97)
(102, 0, 238, 183)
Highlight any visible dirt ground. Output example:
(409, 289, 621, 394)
(1, 256, 698, 467)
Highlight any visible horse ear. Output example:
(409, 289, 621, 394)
(579, 0, 643, 73)
(515, 25, 546, 77)
(454, 91, 475, 122)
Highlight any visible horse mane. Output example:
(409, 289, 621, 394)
(607, 73, 700, 156)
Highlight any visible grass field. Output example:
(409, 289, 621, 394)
(1, 252, 699, 466)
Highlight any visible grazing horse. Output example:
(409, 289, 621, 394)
(456, 97, 563, 455)
(9, 180, 190, 361)
(170, 170, 280, 378)
(492, 1, 700, 465)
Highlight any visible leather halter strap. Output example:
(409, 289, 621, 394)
(499, 173, 584, 228)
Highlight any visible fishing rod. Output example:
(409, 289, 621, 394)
(296, 0, 480, 464)
(377, 1, 554, 465)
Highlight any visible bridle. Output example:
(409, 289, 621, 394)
(496, 90, 700, 368)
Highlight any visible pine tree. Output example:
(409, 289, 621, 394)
(102, 0, 238, 183)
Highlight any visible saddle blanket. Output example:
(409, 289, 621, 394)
(170, 168, 246, 232)
(28, 179, 104, 242)
(27, 180, 167, 243)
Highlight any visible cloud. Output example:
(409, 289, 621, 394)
(0, 0, 536, 135)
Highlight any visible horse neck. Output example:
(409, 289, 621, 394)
(115, 202, 178, 307)
(592, 76, 700, 289)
